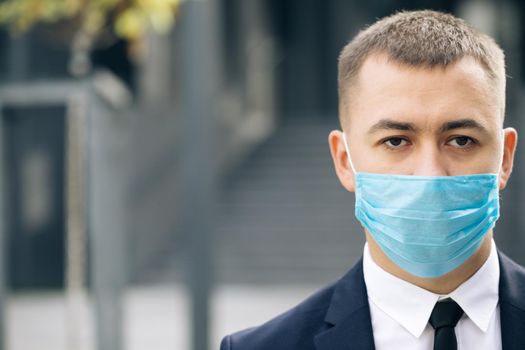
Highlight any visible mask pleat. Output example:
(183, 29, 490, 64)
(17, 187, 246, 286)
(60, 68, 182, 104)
(353, 172, 500, 277)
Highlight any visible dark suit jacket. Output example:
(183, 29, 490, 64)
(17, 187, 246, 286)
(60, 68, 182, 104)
(221, 252, 525, 350)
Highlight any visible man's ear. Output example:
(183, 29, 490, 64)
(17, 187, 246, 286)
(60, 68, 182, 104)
(499, 127, 518, 190)
(328, 130, 356, 192)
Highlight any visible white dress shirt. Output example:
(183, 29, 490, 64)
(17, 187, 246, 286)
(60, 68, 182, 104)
(363, 240, 501, 349)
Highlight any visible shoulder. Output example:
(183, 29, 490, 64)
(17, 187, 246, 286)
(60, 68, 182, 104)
(498, 251, 525, 305)
(220, 281, 337, 350)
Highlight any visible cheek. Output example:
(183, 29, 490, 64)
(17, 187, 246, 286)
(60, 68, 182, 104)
(448, 149, 501, 175)
(351, 150, 402, 174)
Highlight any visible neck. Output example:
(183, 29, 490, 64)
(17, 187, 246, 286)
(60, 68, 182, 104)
(366, 231, 493, 295)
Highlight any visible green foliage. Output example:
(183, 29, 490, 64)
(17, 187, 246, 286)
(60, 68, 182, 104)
(0, 0, 181, 40)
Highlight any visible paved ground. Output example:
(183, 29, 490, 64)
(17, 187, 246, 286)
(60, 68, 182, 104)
(6, 282, 323, 350)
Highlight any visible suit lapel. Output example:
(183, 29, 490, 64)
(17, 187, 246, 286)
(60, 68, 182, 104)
(498, 252, 525, 350)
(314, 259, 375, 350)
(314, 251, 525, 350)
(313, 251, 525, 350)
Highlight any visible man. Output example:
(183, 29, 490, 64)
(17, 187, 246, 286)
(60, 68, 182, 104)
(221, 10, 523, 350)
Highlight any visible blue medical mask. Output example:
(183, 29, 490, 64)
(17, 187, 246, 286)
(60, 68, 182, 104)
(342, 133, 501, 278)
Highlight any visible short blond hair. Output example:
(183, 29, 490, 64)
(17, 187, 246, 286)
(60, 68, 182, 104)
(338, 10, 506, 122)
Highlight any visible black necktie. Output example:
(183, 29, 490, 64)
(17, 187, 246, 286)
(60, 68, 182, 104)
(429, 299, 464, 350)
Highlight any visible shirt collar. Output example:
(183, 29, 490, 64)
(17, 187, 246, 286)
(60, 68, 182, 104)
(448, 239, 499, 332)
(363, 240, 499, 338)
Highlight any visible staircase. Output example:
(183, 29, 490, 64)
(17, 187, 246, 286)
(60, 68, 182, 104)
(145, 117, 365, 285)
(215, 118, 364, 284)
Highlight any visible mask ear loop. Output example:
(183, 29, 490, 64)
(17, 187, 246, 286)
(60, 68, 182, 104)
(498, 129, 506, 177)
(342, 132, 357, 174)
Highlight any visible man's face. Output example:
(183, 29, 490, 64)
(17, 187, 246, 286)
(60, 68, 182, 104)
(330, 53, 517, 191)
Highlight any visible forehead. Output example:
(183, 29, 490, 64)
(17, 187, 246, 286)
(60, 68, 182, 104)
(343, 53, 502, 131)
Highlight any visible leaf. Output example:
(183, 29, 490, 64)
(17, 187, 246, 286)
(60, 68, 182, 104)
(115, 7, 145, 40)
(0, 0, 182, 40)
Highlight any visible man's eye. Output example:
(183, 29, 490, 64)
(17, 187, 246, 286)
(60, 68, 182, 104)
(383, 137, 409, 149)
(448, 136, 475, 148)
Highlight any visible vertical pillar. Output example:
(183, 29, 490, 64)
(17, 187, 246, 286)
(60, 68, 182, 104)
(65, 94, 90, 350)
(0, 104, 6, 350)
(180, 1, 218, 349)
(88, 90, 126, 350)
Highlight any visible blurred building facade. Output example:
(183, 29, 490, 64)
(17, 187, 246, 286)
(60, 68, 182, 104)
(0, 0, 524, 290)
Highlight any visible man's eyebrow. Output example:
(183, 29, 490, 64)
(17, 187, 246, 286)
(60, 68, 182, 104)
(367, 119, 419, 134)
(439, 119, 488, 133)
